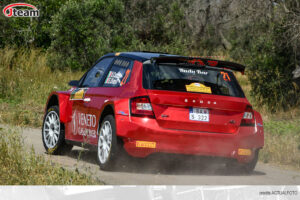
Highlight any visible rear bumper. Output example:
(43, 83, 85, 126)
(116, 115, 264, 163)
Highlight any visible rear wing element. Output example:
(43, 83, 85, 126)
(151, 56, 245, 74)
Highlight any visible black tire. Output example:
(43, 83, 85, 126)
(42, 105, 73, 155)
(97, 115, 121, 171)
(226, 149, 259, 174)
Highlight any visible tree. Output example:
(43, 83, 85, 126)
(48, 0, 134, 70)
(0, 0, 67, 48)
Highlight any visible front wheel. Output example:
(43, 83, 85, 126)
(42, 106, 73, 155)
(97, 115, 120, 171)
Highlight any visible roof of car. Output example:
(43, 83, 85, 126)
(102, 51, 177, 62)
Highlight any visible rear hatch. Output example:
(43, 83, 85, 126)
(143, 61, 249, 134)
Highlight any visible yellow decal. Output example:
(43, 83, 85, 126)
(186, 83, 212, 94)
(238, 148, 252, 156)
(136, 141, 156, 148)
(115, 52, 120, 56)
(70, 88, 88, 100)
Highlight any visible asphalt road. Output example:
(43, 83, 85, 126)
(17, 126, 300, 184)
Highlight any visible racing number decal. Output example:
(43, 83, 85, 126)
(70, 88, 88, 100)
(220, 72, 231, 81)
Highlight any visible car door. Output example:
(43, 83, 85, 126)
(85, 57, 134, 145)
(67, 57, 114, 143)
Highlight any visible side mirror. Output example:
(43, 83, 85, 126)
(68, 80, 79, 87)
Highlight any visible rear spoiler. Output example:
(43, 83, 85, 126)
(151, 56, 245, 74)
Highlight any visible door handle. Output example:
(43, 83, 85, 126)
(83, 98, 91, 102)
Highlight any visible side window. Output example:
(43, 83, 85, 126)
(103, 58, 133, 87)
(81, 57, 113, 87)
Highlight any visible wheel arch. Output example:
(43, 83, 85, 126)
(98, 104, 115, 126)
(46, 94, 59, 111)
(45, 92, 72, 124)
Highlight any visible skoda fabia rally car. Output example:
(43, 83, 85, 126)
(42, 52, 264, 172)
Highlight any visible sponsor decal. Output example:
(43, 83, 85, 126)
(104, 71, 123, 85)
(186, 59, 205, 66)
(136, 141, 156, 148)
(178, 68, 208, 75)
(70, 88, 88, 100)
(207, 60, 218, 66)
(72, 110, 97, 138)
(238, 148, 252, 156)
(117, 110, 128, 116)
(186, 83, 212, 94)
(3, 3, 39, 17)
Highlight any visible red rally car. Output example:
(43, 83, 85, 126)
(42, 52, 264, 172)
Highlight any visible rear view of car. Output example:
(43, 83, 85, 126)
(122, 56, 264, 173)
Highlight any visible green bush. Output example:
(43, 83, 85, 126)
(48, 0, 135, 70)
(245, 23, 300, 111)
(48, 0, 190, 70)
(230, 20, 300, 112)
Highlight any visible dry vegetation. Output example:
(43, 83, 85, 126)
(0, 47, 83, 127)
(0, 127, 101, 184)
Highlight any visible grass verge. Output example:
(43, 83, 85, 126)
(0, 47, 83, 128)
(236, 73, 300, 170)
(260, 119, 300, 169)
(0, 127, 101, 184)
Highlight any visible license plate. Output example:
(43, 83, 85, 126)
(189, 108, 209, 122)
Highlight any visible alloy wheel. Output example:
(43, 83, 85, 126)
(43, 111, 60, 148)
(98, 121, 113, 164)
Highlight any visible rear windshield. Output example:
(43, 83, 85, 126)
(143, 63, 245, 98)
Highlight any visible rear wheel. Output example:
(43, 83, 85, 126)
(226, 150, 259, 174)
(42, 106, 73, 155)
(97, 115, 120, 171)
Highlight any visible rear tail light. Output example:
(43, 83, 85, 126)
(130, 96, 155, 118)
(241, 105, 255, 126)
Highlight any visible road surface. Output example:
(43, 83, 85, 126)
(14, 126, 300, 184)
